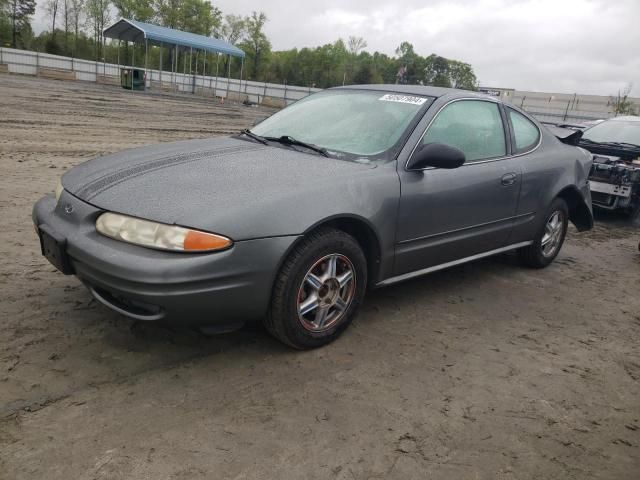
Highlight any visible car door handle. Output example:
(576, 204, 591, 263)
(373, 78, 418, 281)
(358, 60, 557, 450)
(501, 173, 518, 186)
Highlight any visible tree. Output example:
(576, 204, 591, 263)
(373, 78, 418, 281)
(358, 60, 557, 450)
(218, 13, 245, 44)
(44, 0, 60, 53)
(0, 3, 10, 46)
(4, 0, 36, 47)
(353, 57, 375, 84)
(153, 0, 221, 36)
(395, 41, 421, 84)
(265, 38, 478, 88)
(372, 51, 397, 83)
(178, 0, 220, 36)
(68, 0, 84, 54)
(395, 41, 415, 60)
(62, 0, 70, 52)
(85, 0, 110, 59)
(424, 54, 451, 87)
(45, 0, 59, 40)
(113, 0, 153, 21)
(242, 11, 270, 79)
(347, 36, 366, 56)
(344, 36, 367, 84)
(448, 59, 477, 90)
(330, 39, 348, 86)
(154, 0, 180, 28)
(423, 54, 477, 90)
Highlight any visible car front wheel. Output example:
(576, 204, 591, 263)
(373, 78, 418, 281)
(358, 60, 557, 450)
(265, 228, 367, 349)
(519, 197, 569, 268)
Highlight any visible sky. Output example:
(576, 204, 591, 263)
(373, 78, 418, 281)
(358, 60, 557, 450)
(33, 0, 640, 96)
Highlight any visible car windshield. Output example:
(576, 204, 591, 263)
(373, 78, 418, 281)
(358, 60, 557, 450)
(581, 118, 640, 146)
(251, 90, 432, 159)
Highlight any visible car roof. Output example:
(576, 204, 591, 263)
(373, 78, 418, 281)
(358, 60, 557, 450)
(333, 84, 492, 100)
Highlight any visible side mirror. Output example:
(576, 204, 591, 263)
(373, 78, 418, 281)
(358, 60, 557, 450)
(407, 142, 466, 170)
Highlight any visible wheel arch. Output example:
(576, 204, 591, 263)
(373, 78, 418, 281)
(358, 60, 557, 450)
(556, 185, 593, 232)
(275, 215, 383, 289)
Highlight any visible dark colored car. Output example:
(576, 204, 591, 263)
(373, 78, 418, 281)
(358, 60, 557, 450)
(578, 116, 640, 224)
(33, 86, 594, 349)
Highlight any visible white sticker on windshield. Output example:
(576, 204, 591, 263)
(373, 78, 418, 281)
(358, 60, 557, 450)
(379, 94, 427, 105)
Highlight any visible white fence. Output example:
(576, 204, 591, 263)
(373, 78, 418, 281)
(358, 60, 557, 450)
(0, 47, 321, 106)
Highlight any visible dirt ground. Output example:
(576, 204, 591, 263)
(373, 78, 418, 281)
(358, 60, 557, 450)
(0, 75, 639, 480)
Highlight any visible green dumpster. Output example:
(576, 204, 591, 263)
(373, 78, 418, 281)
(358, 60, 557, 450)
(120, 68, 146, 91)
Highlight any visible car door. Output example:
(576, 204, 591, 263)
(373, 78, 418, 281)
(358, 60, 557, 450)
(502, 106, 554, 244)
(394, 98, 522, 276)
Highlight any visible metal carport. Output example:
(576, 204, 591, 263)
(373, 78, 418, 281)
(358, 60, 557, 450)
(103, 18, 245, 95)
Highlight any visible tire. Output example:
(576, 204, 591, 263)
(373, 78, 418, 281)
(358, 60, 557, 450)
(265, 228, 367, 349)
(519, 197, 569, 268)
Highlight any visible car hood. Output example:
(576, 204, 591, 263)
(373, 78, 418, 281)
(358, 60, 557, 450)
(62, 137, 392, 240)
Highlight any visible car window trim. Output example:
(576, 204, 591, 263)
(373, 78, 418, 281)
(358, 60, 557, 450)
(405, 97, 542, 171)
(498, 102, 515, 156)
(505, 106, 542, 155)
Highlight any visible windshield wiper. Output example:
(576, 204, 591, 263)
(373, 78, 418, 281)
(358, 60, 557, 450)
(239, 129, 268, 145)
(263, 135, 330, 157)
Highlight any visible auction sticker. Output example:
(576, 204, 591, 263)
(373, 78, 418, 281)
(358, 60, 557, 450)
(379, 94, 427, 105)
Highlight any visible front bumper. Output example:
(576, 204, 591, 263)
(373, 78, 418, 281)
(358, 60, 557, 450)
(33, 192, 299, 331)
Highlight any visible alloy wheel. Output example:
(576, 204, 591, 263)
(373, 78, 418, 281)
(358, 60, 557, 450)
(297, 253, 356, 332)
(541, 211, 565, 257)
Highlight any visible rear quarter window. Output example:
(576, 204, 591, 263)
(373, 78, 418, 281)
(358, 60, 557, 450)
(508, 108, 540, 153)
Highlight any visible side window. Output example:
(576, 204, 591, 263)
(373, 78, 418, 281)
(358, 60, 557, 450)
(421, 100, 506, 162)
(508, 108, 540, 153)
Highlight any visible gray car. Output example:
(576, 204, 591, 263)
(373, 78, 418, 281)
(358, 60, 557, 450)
(33, 85, 594, 349)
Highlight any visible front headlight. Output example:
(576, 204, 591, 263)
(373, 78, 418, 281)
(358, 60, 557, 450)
(95, 212, 233, 252)
(55, 180, 64, 203)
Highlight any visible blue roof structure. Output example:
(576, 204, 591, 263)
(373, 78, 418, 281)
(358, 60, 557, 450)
(103, 18, 245, 58)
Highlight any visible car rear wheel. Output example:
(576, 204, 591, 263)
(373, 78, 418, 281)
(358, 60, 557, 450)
(265, 228, 367, 349)
(519, 198, 569, 268)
